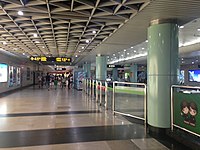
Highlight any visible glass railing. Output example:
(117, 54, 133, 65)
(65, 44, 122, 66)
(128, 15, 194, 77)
(171, 85, 200, 137)
(113, 81, 147, 122)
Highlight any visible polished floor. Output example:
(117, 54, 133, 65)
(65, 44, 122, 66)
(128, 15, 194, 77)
(0, 86, 190, 149)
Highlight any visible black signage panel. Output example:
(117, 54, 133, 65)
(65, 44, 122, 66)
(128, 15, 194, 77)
(107, 65, 123, 68)
(30, 56, 71, 63)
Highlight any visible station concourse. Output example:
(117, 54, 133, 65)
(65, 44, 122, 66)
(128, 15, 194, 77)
(0, 0, 200, 150)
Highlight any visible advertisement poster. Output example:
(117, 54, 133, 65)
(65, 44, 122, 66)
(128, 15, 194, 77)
(9, 66, 14, 87)
(13, 67, 17, 85)
(0, 64, 8, 82)
(17, 67, 21, 85)
(27, 67, 30, 80)
(173, 91, 200, 135)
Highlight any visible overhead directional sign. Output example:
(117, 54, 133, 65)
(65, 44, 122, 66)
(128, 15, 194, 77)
(107, 65, 123, 68)
(30, 56, 71, 63)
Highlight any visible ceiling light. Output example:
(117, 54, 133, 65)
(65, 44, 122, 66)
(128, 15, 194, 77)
(181, 58, 184, 60)
(18, 11, 23, 16)
(124, 49, 126, 52)
(79, 50, 81, 53)
(92, 30, 96, 34)
(75, 55, 78, 57)
(134, 50, 136, 52)
(42, 46, 45, 48)
(86, 40, 89, 43)
(142, 48, 145, 50)
(145, 40, 148, 42)
(3, 41, 7, 45)
(35, 41, 40, 43)
(113, 54, 115, 56)
(33, 33, 37, 37)
(131, 47, 133, 48)
(121, 55, 123, 57)
(179, 26, 184, 29)
(192, 62, 194, 64)
(197, 28, 200, 31)
(127, 53, 129, 55)
(82, 47, 84, 49)
(23, 53, 25, 55)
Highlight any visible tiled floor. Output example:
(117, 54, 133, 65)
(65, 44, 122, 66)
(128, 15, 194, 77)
(0, 86, 190, 149)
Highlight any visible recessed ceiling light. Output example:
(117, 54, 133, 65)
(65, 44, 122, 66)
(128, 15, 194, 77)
(23, 53, 25, 55)
(179, 26, 184, 29)
(82, 47, 84, 49)
(75, 55, 78, 57)
(145, 40, 148, 42)
(134, 50, 136, 52)
(113, 54, 115, 56)
(131, 47, 133, 48)
(127, 53, 129, 55)
(124, 49, 126, 52)
(115, 57, 117, 59)
(142, 48, 144, 50)
(35, 41, 40, 43)
(197, 28, 200, 31)
(121, 55, 123, 57)
(42, 46, 45, 48)
(33, 33, 37, 37)
(192, 61, 194, 64)
(86, 40, 89, 43)
(18, 11, 24, 16)
(181, 58, 184, 60)
(92, 30, 96, 34)
(79, 50, 81, 53)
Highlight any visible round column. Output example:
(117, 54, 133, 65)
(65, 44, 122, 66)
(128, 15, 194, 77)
(147, 20, 179, 128)
(96, 55, 107, 80)
(130, 64, 137, 83)
(112, 68, 118, 81)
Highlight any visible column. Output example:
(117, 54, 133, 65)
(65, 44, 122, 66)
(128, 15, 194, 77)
(112, 68, 118, 81)
(130, 64, 137, 83)
(83, 63, 91, 78)
(147, 20, 179, 129)
(96, 55, 107, 80)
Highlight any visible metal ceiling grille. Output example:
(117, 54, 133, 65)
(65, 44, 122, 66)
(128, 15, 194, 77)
(0, 0, 150, 63)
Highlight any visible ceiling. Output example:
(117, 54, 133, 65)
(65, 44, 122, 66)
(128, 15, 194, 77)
(1, 0, 200, 66)
(0, 0, 150, 64)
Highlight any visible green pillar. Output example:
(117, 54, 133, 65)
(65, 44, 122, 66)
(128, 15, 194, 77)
(112, 68, 118, 81)
(83, 63, 91, 78)
(96, 55, 107, 80)
(147, 20, 179, 128)
(130, 64, 137, 83)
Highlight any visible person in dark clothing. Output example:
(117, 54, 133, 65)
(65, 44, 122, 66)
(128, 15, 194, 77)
(46, 73, 51, 90)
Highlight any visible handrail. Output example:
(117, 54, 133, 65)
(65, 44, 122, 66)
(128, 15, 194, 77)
(112, 81, 147, 123)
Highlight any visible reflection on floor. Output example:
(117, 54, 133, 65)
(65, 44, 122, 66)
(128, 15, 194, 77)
(0, 86, 191, 149)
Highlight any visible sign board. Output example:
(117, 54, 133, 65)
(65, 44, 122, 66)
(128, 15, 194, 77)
(107, 65, 123, 68)
(30, 56, 71, 63)
(173, 91, 200, 136)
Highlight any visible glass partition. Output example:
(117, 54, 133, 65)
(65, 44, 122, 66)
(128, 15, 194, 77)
(113, 81, 146, 122)
(171, 85, 200, 137)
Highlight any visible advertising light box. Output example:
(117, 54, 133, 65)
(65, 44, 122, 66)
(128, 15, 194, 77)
(188, 70, 200, 82)
(0, 63, 8, 82)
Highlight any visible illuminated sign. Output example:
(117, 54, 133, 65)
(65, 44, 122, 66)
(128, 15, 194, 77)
(30, 56, 71, 63)
(107, 65, 123, 68)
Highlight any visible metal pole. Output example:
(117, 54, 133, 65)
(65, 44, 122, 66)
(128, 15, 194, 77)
(105, 81, 108, 109)
(100, 81, 102, 105)
(112, 81, 115, 113)
(96, 80, 98, 102)
(144, 84, 147, 124)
